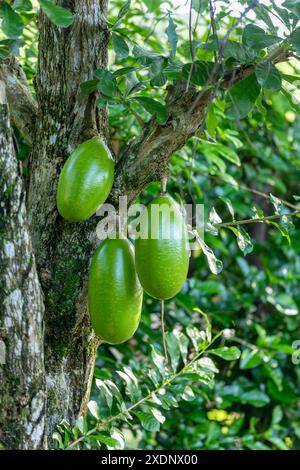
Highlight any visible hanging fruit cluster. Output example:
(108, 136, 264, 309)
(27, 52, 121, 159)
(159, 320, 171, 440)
(57, 137, 190, 344)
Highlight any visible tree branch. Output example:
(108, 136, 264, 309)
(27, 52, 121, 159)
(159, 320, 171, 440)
(0, 57, 37, 145)
(110, 46, 290, 205)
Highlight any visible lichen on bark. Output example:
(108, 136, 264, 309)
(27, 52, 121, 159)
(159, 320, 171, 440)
(0, 82, 46, 449)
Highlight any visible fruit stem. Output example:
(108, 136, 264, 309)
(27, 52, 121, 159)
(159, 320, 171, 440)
(161, 176, 168, 194)
(161, 299, 168, 362)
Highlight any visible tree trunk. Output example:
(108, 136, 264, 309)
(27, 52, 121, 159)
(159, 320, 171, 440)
(26, 1, 109, 444)
(0, 82, 46, 449)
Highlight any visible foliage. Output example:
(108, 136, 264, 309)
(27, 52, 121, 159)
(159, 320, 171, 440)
(2, 0, 300, 450)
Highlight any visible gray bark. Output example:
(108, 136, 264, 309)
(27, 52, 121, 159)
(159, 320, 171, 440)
(0, 82, 45, 449)
(0, 57, 37, 145)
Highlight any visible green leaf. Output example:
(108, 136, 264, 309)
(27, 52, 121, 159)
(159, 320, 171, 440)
(209, 346, 241, 361)
(150, 345, 166, 376)
(206, 105, 218, 136)
(133, 45, 161, 65)
(163, 63, 182, 80)
(39, 0, 73, 28)
(117, 367, 141, 402)
(95, 379, 113, 409)
(220, 197, 235, 220)
(166, 332, 180, 372)
(87, 400, 100, 419)
(166, 14, 178, 58)
(149, 59, 166, 87)
(173, 330, 189, 364)
(134, 96, 168, 124)
(112, 32, 129, 61)
(195, 235, 223, 275)
(94, 433, 119, 447)
(269, 193, 294, 233)
(227, 226, 253, 255)
(271, 1, 290, 27)
(282, 0, 300, 16)
(209, 207, 222, 227)
(183, 61, 214, 86)
(143, 0, 161, 12)
(13, 0, 32, 11)
(166, 332, 181, 372)
(226, 74, 261, 120)
(125, 72, 146, 96)
(134, 411, 161, 432)
(281, 73, 300, 84)
(95, 98, 108, 109)
(1, 2, 23, 38)
(151, 408, 165, 424)
(115, 0, 131, 26)
(104, 379, 123, 405)
(241, 389, 270, 407)
(107, 429, 125, 450)
(254, 4, 275, 33)
(192, 0, 208, 12)
(186, 326, 206, 350)
(255, 62, 282, 92)
(80, 79, 99, 94)
(240, 348, 262, 370)
(182, 385, 195, 401)
(197, 356, 219, 373)
(75, 416, 88, 434)
(208, 142, 241, 166)
(291, 27, 300, 55)
(114, 66, 143, 77)
(267, 292, 299, 316)
(94, 69, 119, 97)
(224, 41, 257, 64)
(242, 24, 280, 50)
(0, 43, 10, 59)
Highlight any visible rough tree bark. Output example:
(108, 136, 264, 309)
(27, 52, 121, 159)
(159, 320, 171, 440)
(0, 0, 290, 450)
(0, 82, 45, 449)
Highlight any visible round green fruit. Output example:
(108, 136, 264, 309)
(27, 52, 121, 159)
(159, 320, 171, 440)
(135, 193, 190, 300)
(57, 136, 114, 222)
(88, 237, 143, 344)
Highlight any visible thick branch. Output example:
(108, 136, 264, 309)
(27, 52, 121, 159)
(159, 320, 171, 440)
(0, 57, 37, 144)
(110, 83, 212, 204)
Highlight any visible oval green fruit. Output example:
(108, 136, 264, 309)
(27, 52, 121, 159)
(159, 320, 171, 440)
(57, 136, 114, 221)
(88, 238, 143, 344)
(135, 194, 190, 300)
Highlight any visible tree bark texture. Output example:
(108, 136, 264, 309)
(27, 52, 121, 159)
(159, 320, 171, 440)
(0, 82, 45, 449)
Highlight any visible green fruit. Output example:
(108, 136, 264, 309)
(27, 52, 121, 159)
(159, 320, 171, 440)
(135, 194, 190, 300)
(57, 136, 114, 221)
(88, 238, 143, 344)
